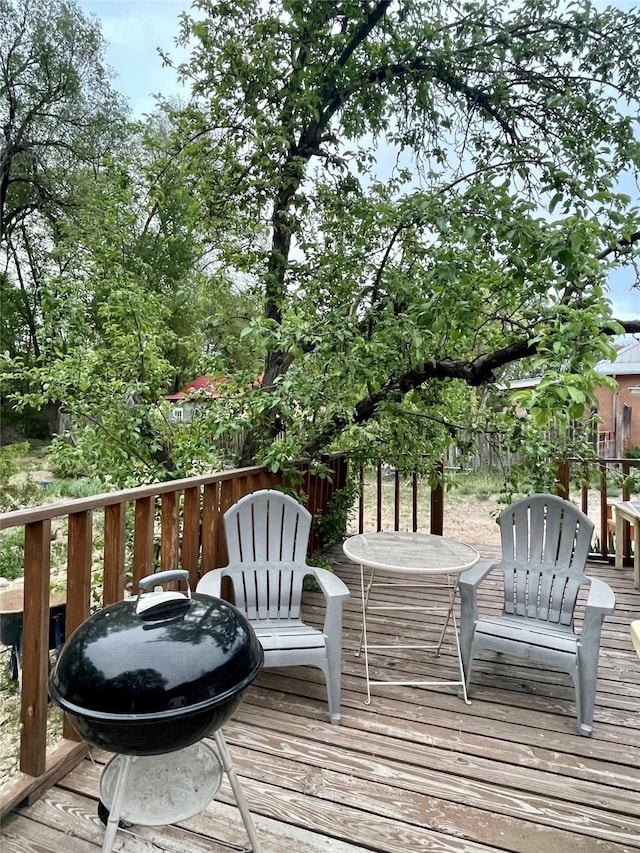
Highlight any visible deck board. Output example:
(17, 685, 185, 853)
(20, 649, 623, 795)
(2, 543, 640, 852)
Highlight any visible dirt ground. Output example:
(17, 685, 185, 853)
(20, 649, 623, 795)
(444, 490, 611, 550)
(348, 486, 616, 553)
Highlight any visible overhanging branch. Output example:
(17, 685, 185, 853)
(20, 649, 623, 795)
(298, 318, 640, 458)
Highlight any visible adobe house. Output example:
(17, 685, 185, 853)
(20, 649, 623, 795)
(592, 340, 640, 457)
(500, 340, 640, 459)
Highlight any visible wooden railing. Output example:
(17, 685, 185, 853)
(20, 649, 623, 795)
(0, 456, 348, 817)
(353, 464, 445, 535)
(556, 456, 640, 561)
(3, 450, 632, 816)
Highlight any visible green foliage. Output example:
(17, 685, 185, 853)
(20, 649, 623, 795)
(312, 479, 359, 547)
(4, 0, 640, 489)
(0, 442, 41, 511)
(48, 477, 109, 500)
(0, 528, 24, 580)
(168, 0, 640, 478)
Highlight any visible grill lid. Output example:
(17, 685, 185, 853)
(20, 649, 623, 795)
(49, 571, 263, 720)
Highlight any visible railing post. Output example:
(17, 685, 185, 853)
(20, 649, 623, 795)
(160, 491, 180, 573)
(103, 502, 127, 606)
(133, 496, 155, 587)
(64, 511, 93, 740)
(394, 470, 400, 531)
(182, 486, 201, 589)
(622, 460, 633, 562)
(430, 464, 444, 536)
(201, 482, 220, 571)
(555, 460, 570, 498)
(600, 462, 609, 559)
(20, 519, 51, 776)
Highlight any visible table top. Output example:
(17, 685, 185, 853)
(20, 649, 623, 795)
(342, 530, 480, 575)
(611, 500, 640, 519)
(632, 621, 640, 660)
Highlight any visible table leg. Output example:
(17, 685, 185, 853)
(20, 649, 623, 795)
(355, 565, 375, 658)
(356, 566, 470, 706)
(359, 561, 372, 705)
(450, 603, 471, 706)
(434, 574, 457, 657)
(615, 513, 624, 570)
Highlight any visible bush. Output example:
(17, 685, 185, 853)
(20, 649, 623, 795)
(0, 442, 41, 511)
(0, 529, 24, 580)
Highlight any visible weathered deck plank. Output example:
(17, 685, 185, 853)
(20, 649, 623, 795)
(2, 545, 639, 852)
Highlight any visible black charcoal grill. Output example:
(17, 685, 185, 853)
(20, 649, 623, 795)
(49, 570, 264, 852)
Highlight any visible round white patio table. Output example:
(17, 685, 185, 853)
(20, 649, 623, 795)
(342, 530, 479, 705)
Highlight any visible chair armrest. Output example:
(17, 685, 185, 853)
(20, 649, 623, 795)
(580, 579, 615, 664)
(458, 560, 496, 591)
(195, 569, 224, 598)
(585, 578, 615, 616)
(458, 561, 497, 629)
(306, 565, 350, 602)
(304, 565, 349, 640)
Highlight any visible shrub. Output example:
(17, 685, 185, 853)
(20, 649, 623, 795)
(0, 442, 41, 511)
(0, 529, 24, 580)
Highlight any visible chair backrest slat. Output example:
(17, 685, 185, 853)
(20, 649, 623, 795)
(223, 490, 311, 620)
(499, 494, 594, 625)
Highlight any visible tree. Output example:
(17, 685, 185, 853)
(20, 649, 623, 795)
(0, 2, 261, 478)
(0, 0, 128, 363)
(170, 0, 640, 476)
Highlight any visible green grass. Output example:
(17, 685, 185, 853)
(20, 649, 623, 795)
(48, 477, 109, 500)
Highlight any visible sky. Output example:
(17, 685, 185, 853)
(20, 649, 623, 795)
(77, 0, 639, 323)
(78, 0, 192, 117)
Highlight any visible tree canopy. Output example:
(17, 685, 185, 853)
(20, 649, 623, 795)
(167, 0, 640, 473)
(2, 0, 640, 487)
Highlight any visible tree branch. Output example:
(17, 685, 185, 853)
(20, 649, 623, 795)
(298, 318, 640, 458)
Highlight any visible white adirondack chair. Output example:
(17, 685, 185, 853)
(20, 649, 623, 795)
(459, 494, 615, 736)
(196, 489, 350, 724)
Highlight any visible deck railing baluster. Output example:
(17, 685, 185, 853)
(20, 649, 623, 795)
(20, 519, 52, 777)
(103, 502, 127, 606)
(133, 496, 155, 587)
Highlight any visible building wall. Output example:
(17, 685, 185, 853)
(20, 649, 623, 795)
(593, 376, 640, 454)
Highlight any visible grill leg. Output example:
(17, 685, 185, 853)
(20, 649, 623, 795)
(213, 730, 262, 853)
(101, 754, 133, 853)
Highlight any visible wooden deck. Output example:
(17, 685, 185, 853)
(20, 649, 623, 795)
(2, 540, 640, 853)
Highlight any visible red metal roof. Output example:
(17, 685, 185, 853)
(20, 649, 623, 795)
(165, 374, 263, 401)
(165, 376, 224, 401)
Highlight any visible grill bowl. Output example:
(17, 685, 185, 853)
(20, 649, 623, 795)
(49, 571, 263, 755)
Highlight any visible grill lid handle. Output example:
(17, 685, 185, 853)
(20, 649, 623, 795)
(136, 570, 191, 616)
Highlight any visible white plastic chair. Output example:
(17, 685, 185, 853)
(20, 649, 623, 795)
(197, 489, 350, 724)
(459, 494, 615, 736)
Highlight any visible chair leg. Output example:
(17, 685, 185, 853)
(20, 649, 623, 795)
(459, 622, 476, 691)
(576, 648, 598, 737)
(323, 643, 342, 725)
